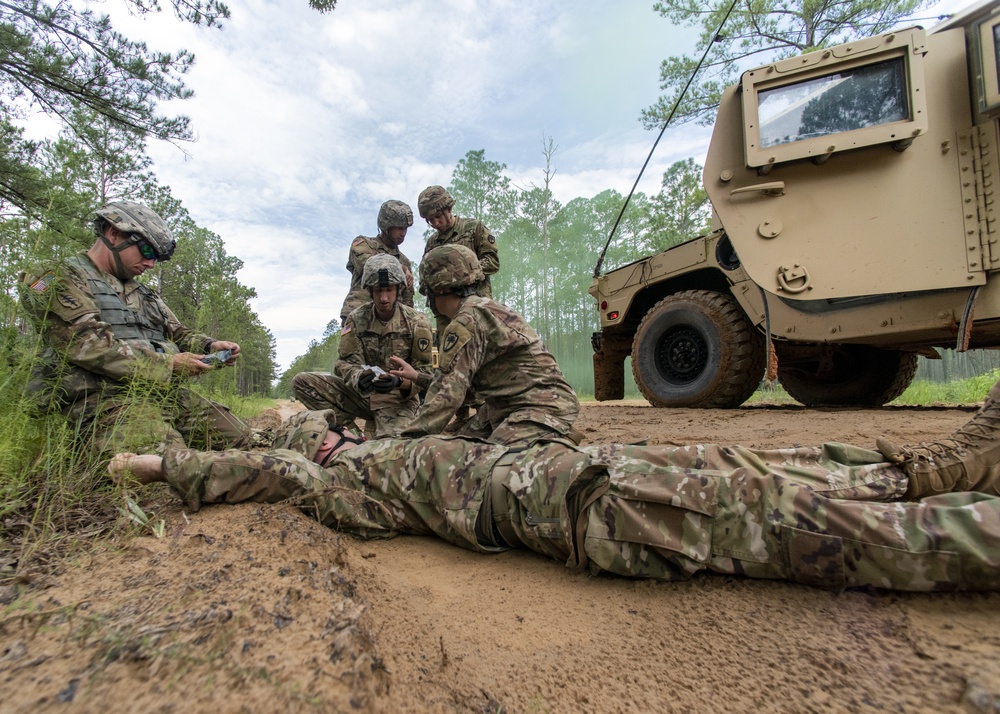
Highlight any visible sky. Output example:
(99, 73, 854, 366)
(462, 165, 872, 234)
(46, 0, 980, 372)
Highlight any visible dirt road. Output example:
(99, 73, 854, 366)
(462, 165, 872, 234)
(2, 402, 999, 713)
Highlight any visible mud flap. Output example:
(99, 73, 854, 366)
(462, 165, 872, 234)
(593, 348, 625, 401)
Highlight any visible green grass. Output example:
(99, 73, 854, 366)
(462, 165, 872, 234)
(892, 369, 999, 405)
(0, 347, 278, 580)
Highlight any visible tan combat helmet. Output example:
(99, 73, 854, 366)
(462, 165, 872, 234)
(377, 200, 413, 234)
(362, 254, 407, 289)
(94, 201, 176, 261)
(273, 410, 340, 461)
(417, 185, 455, 219)
(419, 244, 484, 296)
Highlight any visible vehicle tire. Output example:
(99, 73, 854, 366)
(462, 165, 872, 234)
(631, 290, 766, 408)
(776, 345, 918, 406)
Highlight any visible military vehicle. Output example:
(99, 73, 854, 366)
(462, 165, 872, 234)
(590, 0, 1000, 408)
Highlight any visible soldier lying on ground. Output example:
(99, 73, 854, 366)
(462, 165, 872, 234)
(389, 244, 580, 446)
(110, 382, 1000, 592)
(20, 201, 267, 454)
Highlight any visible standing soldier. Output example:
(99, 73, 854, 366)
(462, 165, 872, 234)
(19, 201, 265, 454)
(340, 200, 415, 324)
(294, 255, 434, 438)
(391, 244, 579, 447)
(418, 186, 498, 300)
(418, 186, 500, 429)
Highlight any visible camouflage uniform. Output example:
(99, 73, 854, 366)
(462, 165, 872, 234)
(292, 302, 434, 438)
(19, 253, 254, 453)
(401, 296, 579, 445)
(340, 237, 414, 323)
(161, 435, 1000, 592)
(423, 217, 499, 299)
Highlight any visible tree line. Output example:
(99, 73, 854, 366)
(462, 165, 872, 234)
(0, 113, 278, 398)
(276, 147, 712, 397)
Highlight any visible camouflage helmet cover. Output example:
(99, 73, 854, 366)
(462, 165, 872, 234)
(362, 253, 407, 289)
(273, 409, 340, 461)
(419, 244, 484, 294)
(377, 200, 414, 234)
(94, 201, 176, 260)
(417, 185, 455, 218)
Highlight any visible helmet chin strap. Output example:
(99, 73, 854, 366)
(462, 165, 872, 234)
(100, 233, 135, 281)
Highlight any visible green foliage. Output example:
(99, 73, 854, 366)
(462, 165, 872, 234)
(644, 158, 710, 251)
(472, 148, 709, 397)
(275, 332, 341, 398)
(895, 369, 1000, 405)
(641, 0, 929, 127)
(448, 149, 518, 235)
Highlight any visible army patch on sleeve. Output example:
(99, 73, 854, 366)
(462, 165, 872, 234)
(438, 322, 473, 371)
(418, 337, 430, 352)
(352, 237, 365, 246)
(29, 272, 56, 293)
(57, 293, 82, 309)
(488, 234, 496, 244)
(342, 324, 352, 335)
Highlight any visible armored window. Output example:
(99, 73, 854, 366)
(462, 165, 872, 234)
(974, 12, 1000, 116)
(757, 59, 909, 148)
(742, 28, 928, 167)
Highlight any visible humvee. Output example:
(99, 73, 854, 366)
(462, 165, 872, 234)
(590, 0, 1000, 407)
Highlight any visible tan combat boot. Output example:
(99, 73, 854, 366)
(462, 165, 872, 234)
(877, 381, 1000, 499)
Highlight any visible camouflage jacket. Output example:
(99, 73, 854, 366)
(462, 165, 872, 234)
(402, 296, 579, 438)
(19, 252, 214, 407)
(340, 235, 414, 321)
(335, 302, 435, 400)
(423, 217, 498, 298)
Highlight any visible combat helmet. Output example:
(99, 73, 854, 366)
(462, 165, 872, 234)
(377, 200, 413, 234)
(94, 201, 176, 261)
(362, 254, 407, 289)
(419, 244, 484, 295)
(273, 410, 340, 461)
(417, 185, 455, 219)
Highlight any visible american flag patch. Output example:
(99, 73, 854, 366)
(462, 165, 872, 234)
(342, 324, 352, 335)
(352, 237, 365, 246)
(30, 272, 56, 293)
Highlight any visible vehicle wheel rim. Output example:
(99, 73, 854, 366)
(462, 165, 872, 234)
(655, 326, 708, 384)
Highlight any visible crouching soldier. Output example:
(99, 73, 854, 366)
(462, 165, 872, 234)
(293, 255, 434, 438)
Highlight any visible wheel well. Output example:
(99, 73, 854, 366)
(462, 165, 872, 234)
(619, 268, 734, 335)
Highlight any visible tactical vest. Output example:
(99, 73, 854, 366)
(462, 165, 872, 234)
(28, 255, 179, 409)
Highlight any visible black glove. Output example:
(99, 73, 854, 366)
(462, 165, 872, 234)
(358, 369, 376, 393)
(372, 374, 402, 393)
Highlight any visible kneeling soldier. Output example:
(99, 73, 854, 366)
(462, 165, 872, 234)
(293, 255, 434, 438)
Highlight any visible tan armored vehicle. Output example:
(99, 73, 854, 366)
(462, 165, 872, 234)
(590, 0, 1000, 407)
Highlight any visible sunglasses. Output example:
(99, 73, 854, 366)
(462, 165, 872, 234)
(135, 240, 168, 262)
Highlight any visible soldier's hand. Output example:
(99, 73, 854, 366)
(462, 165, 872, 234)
(172, 352, 214, 376)
(372, 374, 402, 393)
(209, 340, 241, 365)
(388, 356, 419, 383)
(358, 369, 376, 394)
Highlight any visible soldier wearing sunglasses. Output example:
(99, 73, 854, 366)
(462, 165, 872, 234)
(19, 201, 268, 454)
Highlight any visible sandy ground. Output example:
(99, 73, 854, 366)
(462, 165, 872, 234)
(2, 400, 1000, 713)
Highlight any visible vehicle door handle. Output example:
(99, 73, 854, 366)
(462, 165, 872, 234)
(730, 181, 785, 197)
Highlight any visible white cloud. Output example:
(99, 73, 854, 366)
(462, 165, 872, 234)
(38, 0, 980, 374)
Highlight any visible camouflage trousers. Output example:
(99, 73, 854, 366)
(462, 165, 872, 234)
(66, 384, 255, 455)
(291, 371, 419, 438)
(160, 438, 1000, 592)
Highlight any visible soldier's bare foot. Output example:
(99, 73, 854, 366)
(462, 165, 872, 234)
(108, 453, 165, 485)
